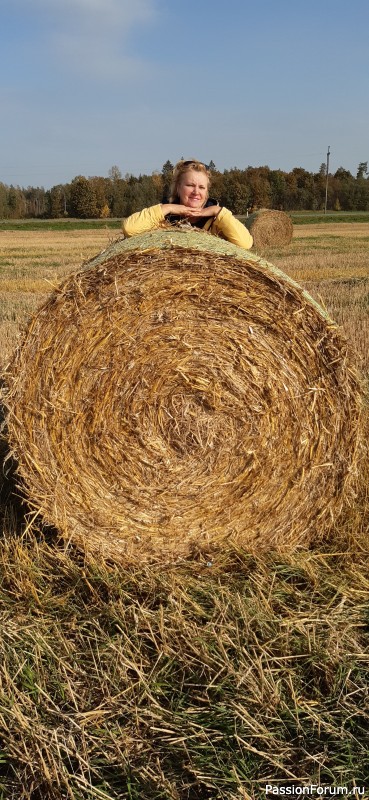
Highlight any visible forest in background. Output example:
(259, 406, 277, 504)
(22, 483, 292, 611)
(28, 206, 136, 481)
(0, 159, 368, 220)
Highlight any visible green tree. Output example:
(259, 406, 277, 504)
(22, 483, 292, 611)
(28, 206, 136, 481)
(313, 167, 331, 211)
(69, 176, 99, 218)
(334, 167, 353, 181)
(7, 185, 26, 218)
(106, 168, 128, 217)
(161, 160, 174, 201)
(221, 169, 252, 214)
(111, 178, 129, 217)
(89, 176, 109, 216)
(247, 166, 272, 209)
(356, 161, 368, 179)
(270, 170, 288, 209)
(354, 162, 369, 210)
(46, 185, 67, 218)
(332, 168, 356, 211)
(0, 182, 9, 217)
(124, 174, 162, 215)
(209, 168, 224, 203)
(24, 186, 46, 217)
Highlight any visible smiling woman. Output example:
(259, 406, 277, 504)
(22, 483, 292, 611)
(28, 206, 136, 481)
(122, 159, 254, 250)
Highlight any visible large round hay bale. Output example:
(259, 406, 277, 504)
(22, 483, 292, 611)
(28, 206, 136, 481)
(4, 229, 361, 563)
(245, 209, 293, 249)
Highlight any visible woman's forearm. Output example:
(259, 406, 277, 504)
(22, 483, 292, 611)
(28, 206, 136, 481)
(213, 207, 253, 249)
(122, 204, 165, 237)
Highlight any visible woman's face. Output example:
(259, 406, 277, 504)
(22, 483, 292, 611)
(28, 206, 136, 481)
(177, 169, 209, 208)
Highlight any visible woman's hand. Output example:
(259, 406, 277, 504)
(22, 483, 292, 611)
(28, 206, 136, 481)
(161, 203, 221, 219)
(161, 203, 191, 216)
(186, 205, 221, 219)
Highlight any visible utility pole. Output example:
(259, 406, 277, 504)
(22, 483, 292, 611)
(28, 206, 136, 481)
(324, 145, 330, 214)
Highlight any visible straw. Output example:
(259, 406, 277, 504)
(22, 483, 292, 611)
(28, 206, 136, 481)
(4, 229, 361, 563)
(245, 209, 293, 249)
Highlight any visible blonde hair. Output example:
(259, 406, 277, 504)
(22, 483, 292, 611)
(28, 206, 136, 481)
(169, 159, 211, 203)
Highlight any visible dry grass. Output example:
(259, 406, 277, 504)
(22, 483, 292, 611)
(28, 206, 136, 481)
(3, 229, 362, 563)
(1, 223, 368, 366)
(0, 522, 368, 799)
(293, 223, 369, 238)
(264, 225, 369, 383)
(0, 230, 113, 363)
(0, 222, 368, 799)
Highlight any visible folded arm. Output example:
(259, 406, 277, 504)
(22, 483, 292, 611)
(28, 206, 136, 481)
(210, 207, 253, 249)
(122, 204, 165, 237)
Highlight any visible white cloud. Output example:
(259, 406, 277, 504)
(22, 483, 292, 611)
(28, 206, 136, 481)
(18, 0, 154, 25)
(11, 0, 157, 82)
(44, 0, 154, 29)
(54, 30, 153, 82)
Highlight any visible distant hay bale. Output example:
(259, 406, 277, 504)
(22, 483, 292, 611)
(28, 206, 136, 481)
(4, 229, 361, 563)
(245, 209, 294, 249)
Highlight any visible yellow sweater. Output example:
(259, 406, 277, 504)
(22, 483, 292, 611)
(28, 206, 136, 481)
(122, 204, 253, 250)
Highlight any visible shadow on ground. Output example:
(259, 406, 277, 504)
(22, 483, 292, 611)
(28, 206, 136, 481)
(0, 379, 68, 549)
(0, 395, 27, 529)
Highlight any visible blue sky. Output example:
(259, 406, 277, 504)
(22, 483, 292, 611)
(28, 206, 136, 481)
(1, 0, 368, 188)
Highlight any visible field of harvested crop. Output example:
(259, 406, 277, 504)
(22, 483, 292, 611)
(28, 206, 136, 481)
(1, 223, 368, 375)
(0, 222, 368, 799)
(264, 223, 369, 382)
(0, 229, 113, 365)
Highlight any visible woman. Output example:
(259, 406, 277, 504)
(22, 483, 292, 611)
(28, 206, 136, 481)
(122, 159, 253, 250)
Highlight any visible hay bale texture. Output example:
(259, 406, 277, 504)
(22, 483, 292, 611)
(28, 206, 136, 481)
(4, 229, 361, 562)
(245, 209, 294, 249)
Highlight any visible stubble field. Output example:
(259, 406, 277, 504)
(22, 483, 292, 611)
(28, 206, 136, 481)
(0, 222, 368, 799)
(1, 223, 368, 376)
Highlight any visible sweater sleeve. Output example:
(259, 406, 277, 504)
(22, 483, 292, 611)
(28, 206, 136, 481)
(122, 204, 165, 237)
(211, 207, 253, 250)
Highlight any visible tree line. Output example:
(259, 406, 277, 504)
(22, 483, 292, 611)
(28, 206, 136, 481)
(0, 161, 368, 220)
